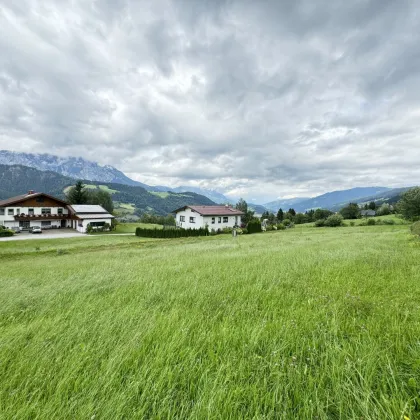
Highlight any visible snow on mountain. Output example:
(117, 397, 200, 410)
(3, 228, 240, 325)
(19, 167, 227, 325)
(0, 150, 148, 188)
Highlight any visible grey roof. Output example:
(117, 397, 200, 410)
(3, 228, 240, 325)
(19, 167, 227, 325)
(361, 210, 376, 216)
(76, 213, 114, 220)
(69, 205, 108, 214)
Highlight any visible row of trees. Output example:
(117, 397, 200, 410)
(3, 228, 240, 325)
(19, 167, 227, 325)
(138, 213, 175, 226)
(66, 181, 114, 214)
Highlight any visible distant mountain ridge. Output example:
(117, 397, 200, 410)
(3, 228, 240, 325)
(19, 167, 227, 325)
(0, 150, 241, 205)
(0, 164, 215, 215)
(265, 187, 393, 213)
(0, 150, 148, 188)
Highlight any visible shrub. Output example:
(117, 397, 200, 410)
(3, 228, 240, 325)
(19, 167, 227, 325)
(411, 221, 420, 236)
(283, 219, 292, 227)
(367, 218, 376, 226)
(0, 227, 14, 237)
(247, 219, 262, 234)
(398, 187, 420, 221)
(222, 227, 233, 234)
(382, 219, 395, 225)
(350, 221, 355, 226)
(324, 214, 344, 227)
(242, 228, 248, 234)
(265, 225, 273, 231)
(314, 219, 325, 227)
(276, 223, 286, 230)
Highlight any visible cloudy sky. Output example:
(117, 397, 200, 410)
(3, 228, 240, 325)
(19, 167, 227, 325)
(1, 0, 420, 202)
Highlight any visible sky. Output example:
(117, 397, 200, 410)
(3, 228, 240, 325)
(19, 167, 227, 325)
(1, 0, 420, 203)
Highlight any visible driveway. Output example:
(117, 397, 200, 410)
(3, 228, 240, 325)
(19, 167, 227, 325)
(0, 229, 86, 241)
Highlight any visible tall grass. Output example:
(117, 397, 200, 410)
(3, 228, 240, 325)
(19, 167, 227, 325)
(1, 225, 420, 418)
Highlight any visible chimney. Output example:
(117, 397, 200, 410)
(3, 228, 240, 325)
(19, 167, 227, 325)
(28, 190, 34, 195)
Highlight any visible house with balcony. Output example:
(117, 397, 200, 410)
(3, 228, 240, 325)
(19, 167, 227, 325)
(0, 191, 114, 233)
(173, 205, 244, 231)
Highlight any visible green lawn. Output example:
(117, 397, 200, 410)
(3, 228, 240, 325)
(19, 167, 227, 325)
(114, 222, 162, 233)
(1, 225, 420, 418)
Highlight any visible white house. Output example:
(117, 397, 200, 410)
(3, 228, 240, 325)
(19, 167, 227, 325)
(173, 205, 244, 231)
(68, 204, 115, 233)
(0, 191, 114, 233)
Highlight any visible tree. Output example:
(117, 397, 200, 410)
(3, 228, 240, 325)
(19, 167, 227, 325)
(66, 180, 88, 204)
(368, 201, 376, 210)
(288, 208, 296, 217)
(235, 198, 248, 214)
(398, 187, 420, 220)
(87, 189, 114, 213)
(339, 203, 361, 219)
(294, 213, 309, 224)
(305, 209, 315, 222)
(377, 203, 391, 216)
(236, 198, 254, 225)
(314, 208, 333, 221)
(277, 208, 284, 222)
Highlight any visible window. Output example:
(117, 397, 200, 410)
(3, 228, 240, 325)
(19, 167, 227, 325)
(41, 221, 51, 227)
(223, 216, 229, 223)
(189, 217, 195, 223)
(58, 208, 63, 215)
(16, 209, 20, 215)
(90, 222, 105, 227)
(218, 217, 222, 223)
(41, 208, 51, 215)
(0, 209, 4, 216)
(36, 197, 44, 203)
(28, 208, 34, 216)
(180, 216, 185, 222)
(8, 209, 14, 215)
(211, 217, 215, 224)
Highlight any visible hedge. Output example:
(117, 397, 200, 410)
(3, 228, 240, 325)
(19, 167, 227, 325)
(0, 229, 14, 237)
(135, 227, 209, 238)
(247, 219, 262, 234)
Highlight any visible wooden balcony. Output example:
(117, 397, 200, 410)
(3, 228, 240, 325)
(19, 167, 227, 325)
(13, 214, 76, 221)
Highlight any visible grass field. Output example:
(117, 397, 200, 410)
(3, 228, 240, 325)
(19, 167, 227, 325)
(1, 225, 420, 418)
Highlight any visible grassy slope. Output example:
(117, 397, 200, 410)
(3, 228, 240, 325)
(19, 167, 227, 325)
(1, 226, 420, 418)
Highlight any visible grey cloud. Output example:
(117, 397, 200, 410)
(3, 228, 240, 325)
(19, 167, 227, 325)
(1, 0, 420, 202)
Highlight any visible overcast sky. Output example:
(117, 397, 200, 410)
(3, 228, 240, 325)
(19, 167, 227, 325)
(1, 0, 420, 202)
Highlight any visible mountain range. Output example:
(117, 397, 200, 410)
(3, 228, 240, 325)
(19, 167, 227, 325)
(0, 150, 414, 215)
(263, 187, 400, 213)
(0, 164, 215, 216)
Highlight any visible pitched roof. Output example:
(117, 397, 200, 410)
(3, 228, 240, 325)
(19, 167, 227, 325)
(0, 192, 68, 207)
(69, 204, 109, 214)
(75, 213, 114, 220)
(173, 205, 244, 216)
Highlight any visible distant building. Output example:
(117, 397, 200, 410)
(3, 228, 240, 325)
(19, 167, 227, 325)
(0, 191, 114, 233)
(360, 209, 376, 217)
(173, 205, 244, 231)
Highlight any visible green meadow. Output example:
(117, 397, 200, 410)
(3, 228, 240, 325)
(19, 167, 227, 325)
(1, 224, 420, 419)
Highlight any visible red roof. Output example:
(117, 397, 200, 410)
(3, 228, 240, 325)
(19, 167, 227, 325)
(173, 205, 244, 216)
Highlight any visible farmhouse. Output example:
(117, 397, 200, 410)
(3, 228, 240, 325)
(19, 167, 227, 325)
(173, 205, 244, 231)
(0, 191, 114, 233)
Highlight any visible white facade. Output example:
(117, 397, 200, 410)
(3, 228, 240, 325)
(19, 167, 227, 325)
(0, 194, 113, 233)
(0, 205, 70, 229)
(175, 207, 241, 231)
